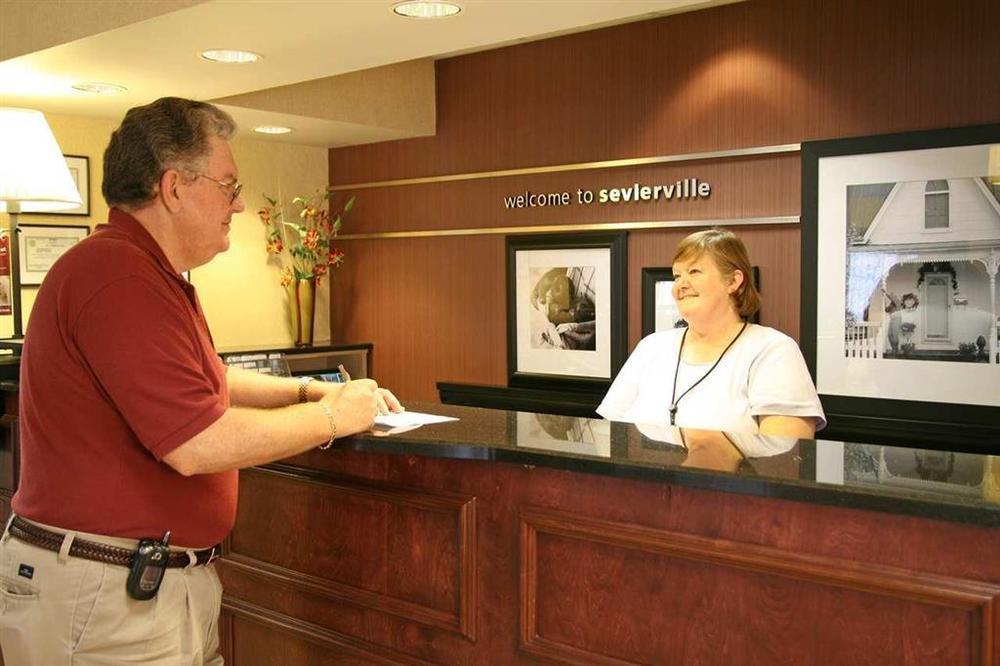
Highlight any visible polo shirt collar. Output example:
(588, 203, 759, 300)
(106, 207, 184, 280)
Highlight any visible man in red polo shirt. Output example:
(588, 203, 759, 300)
(0, 98, 401, 665)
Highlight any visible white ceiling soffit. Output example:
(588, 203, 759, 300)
(0, 0, 742, 147)
(0, 0, 210, 62)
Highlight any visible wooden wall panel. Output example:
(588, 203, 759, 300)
(224, 602, 432, 665)
(227, 467, 477, 638)
(327, 0, 1000, 401)
(332, 235, 506, 399)
(341, 154, 798, 235)
(521, 508, 998, 665)
(332, 0, 1000, 182)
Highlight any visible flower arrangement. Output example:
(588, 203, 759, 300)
(257, 186, 354, 287)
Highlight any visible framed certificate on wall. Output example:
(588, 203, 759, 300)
(17, 223, 90, 286)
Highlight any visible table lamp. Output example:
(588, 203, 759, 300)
(0, 108, 82, 338)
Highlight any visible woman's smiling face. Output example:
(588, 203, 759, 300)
(672, 253, 742, 324)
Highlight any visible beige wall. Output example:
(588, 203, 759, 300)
(0, 111, 328, 348)
(199, 136, 330, 349)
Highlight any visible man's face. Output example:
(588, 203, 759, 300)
(176, 135, 244, 269)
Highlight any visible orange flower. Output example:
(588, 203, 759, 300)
(317, 210, 331, 233)
(259, 188, 354, 286)
(303, 229, 320, 251)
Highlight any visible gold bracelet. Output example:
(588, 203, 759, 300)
(297, 376, 314, 404)
(317, 402, 337, 450)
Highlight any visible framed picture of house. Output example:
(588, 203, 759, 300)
(641, 265, 760, 337)
(506, 231, 627, 390)
(801, 123, 1000, 448)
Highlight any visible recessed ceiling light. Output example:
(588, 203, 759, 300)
(72, 82, 127, 94)
(200, 49, 262, 64)
(254, 126, 293, 135)
(392, 1, 461, 19)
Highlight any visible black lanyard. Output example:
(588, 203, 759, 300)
(669, 321, 748, 425)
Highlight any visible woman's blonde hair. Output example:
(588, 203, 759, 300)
(673, 228, 760, 319)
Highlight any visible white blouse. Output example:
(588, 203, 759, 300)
(597, 324, 826, 433)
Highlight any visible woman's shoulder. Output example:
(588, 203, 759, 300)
(741, 324, 802, 354)
(746, 323, 791, 339)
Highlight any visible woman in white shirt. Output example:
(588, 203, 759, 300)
(597, 229, 825, 437)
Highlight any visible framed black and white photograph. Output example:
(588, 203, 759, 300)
(641, 265, 760, 337)
(17, 223, 90, 285)
(506, 231, 627, 390)
(801, 123, 1000, 447)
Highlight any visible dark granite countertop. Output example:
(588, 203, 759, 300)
(336, 402, 1000, 528)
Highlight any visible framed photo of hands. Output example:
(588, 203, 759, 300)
(506, 231, 627, 390)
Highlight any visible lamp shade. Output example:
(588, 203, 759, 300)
(0, 108, 82, 213)
(989, 145, 1000, 185)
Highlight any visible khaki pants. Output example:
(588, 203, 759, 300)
(0, 518, 223, 665)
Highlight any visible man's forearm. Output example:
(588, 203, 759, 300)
(226, 366, 341, 408)
(163, 403, 339, 475)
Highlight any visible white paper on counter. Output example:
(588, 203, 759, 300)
(374, 411, 458, 428)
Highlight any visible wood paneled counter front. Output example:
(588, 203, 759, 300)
(218, 403, 1000, 665)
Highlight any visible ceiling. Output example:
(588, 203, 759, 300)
(0, 0, 741, 147)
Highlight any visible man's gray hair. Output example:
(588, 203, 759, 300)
(102, 97, 236, 208)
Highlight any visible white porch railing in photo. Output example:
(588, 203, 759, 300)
(845, 321, 883, 358)
(992, 321, 999, 364)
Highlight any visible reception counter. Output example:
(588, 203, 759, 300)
(216, 403, 1000, 665)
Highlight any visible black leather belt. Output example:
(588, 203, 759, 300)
(7, 516, 221, 568)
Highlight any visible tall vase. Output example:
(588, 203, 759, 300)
(287, 277, 315, 347)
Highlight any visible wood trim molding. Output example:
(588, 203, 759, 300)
(336, 215, 798, 241)
(519, 507, 1000, 666)
(222, 596, 436, 666)
(331, 143, 801, 191)
(219, 607, 233, 663)
(228, 465, 478, 639)
(222, 553, 471, 639)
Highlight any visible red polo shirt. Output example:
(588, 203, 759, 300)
(12, 208, 235, 547)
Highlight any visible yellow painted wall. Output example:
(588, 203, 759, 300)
(0, 111, 328, 348)
(198, 136, 331, 349)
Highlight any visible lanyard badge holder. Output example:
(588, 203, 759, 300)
(126, 530, 171, 600)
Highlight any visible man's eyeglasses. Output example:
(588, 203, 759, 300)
(192, 173, 243, 204)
